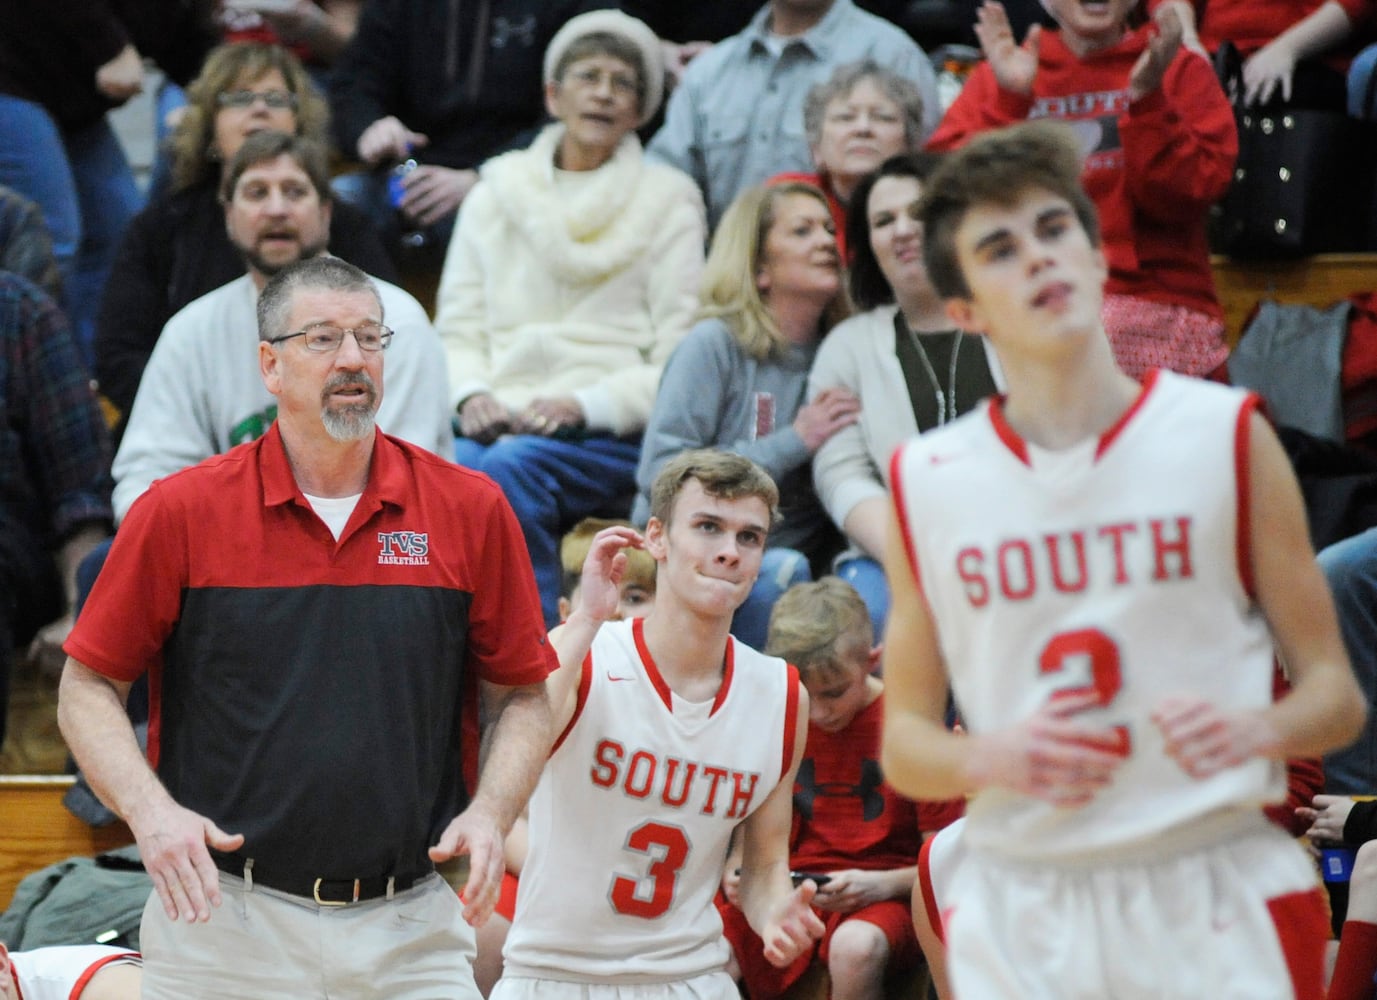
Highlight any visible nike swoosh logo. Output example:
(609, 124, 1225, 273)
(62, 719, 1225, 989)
(606, 673, 636, 683)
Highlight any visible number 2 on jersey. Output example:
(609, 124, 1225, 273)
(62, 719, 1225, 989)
(1039, 627, 1132, 756)
(611, 821, 689, 918)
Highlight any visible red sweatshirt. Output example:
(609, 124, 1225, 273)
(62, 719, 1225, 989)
(1149, 0, 1373, 71)
(928, 26, 1237, 318)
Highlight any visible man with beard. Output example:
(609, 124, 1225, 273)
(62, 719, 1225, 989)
(109, 130, 450, 523)
(57, 255, 557, 1000)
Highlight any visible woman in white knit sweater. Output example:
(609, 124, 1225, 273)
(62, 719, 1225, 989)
(433, 10, 707, 624)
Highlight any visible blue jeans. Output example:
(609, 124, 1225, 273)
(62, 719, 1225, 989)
(0, 95, 142, 365)
(836, 555, 890, 645)
(454, 433, 639, 626)
(1349, 44, 1377, 119)
(730, 547, 812, 652)
(1319, 526, 1377, 793)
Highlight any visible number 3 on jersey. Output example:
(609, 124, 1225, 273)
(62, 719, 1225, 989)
(611, 821, 689, 918)
(1040, 627, 1132, 756)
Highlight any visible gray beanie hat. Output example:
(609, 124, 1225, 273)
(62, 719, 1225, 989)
(543, 10, 665, 127)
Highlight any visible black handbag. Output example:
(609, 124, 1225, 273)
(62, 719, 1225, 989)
(1210, 41, 1376, 258)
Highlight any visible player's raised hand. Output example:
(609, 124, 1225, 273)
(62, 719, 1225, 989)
(974, 1, 1041, 96)
(430, 805, 504, 926)
(966, 691, 1126, 807)
(761, 881, 826, 968)
(572, 526, 647, 624)
(1151, 694, 1277, 779)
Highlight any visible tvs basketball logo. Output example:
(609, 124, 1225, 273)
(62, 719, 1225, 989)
(378, 531, 430, 566)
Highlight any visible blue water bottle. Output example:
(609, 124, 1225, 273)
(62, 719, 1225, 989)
(388, 150, 427, 250)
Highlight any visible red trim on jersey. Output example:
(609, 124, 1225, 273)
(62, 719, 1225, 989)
(916, 834, 945, 946)
(1234, 393, 1262, 601)
(1267, 887, 1329, 999)
(550, 653, 595, 756)
(987, 396, 1030, 466)
(633, 617, 675, 711)
(710, 639, 737, 717)
(1095, 368, 1160, 460)
(780, 663, 801, 781)
(888, 446, 925, 592)
(69, 953, 139, 998)
(9, 963, 20, 1000)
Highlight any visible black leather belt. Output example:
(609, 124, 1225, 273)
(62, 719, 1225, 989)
(212, 854, 424, 906)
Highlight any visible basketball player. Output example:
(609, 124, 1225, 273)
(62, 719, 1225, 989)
(491, 449, 825, 999)
(1, 942, 141, 1000)
(879, 121, 1365, 999)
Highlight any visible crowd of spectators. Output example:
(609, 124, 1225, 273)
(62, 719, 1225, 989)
(9, 0, 1377, 995)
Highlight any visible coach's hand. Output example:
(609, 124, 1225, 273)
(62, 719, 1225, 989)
(129, 798, 243, 923)
(431, 805, 504, 926)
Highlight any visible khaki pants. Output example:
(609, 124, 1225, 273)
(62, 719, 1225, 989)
(139, 871, 480, 999)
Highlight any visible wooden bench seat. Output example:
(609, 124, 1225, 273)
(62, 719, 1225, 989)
(0, 776, 134, 912)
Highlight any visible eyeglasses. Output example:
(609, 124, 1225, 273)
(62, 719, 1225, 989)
(564, 67, 639, 99)
(268, 323, 394, 353)
(217, 89, 299, 110)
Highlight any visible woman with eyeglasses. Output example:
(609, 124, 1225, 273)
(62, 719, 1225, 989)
(434, 10, 707, 628)
(93, 42, 395, 441)
(769, 60, 928, 261)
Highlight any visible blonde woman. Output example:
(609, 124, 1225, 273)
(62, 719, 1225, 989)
(633, 182, 858, 648)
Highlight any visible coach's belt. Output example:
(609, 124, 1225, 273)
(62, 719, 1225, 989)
(211, 854, 424, 906)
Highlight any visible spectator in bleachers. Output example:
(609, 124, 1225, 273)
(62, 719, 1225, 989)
(328, 0, 607, 262)
(220, 0, 363, 84)
(436, 9, 705, 626)
(1314, 526, 1377, 795)
(0, 272, 112, 749)
(147, 2, 365, 196)
(94, 43, 395, 441)
(647, 0, 940, 231)
(770, 60, 928, 260)
(929, 0, 1236, 381)
(809, 154, 1001, 641)
(111, 131, 451, 524)
(0, 187, 62, 302)
(632, 182, 856, 649)
(1151, 0, 1374, 109)
(719, 577, 963, 1000)
(617, 3, 755, 90)
(1, 941, 141, 1000)
(0, 0, 147, 365)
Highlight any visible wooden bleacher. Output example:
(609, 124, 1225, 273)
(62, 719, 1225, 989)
(0, 776, 134, 912)
(1213, 253, 1377, 346)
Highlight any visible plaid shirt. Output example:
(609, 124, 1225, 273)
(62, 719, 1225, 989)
(1, 271, 112, 543)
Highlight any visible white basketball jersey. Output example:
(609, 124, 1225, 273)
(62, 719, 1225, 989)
(504, 617, 800, 983)
(891, 370, 1281, 861)
(10, 945, 141, 1000)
